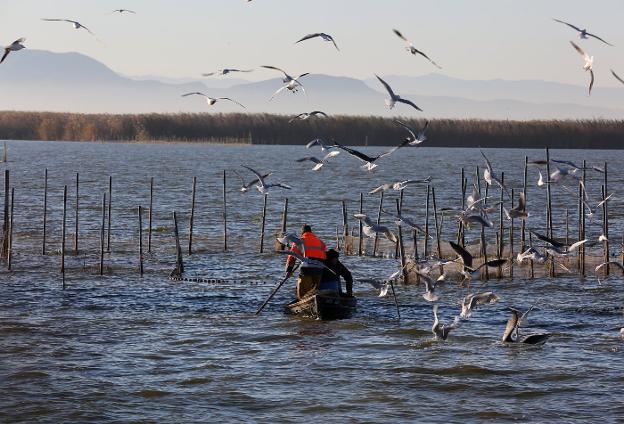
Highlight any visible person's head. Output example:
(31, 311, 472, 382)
(326, 248, 339, 265)
(301, 224, 312, 234)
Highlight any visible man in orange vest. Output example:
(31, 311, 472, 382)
(286, 224, 327, 299)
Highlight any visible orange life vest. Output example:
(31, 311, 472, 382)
(287, 231, 327, 266)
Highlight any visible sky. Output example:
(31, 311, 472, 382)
(1, 0, 624, 86)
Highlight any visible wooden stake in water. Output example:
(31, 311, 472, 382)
(173, 211, 184, 275)
(581, 160, 587, 276)
(138, 205, 144, 276)
(424, 184, 431, 258)
(72, 172, 78, 255)
(100, 193, 106, 276)
(7, 188, 14, 270)
(222, 170, 227, 252)
(107, 176, 112, 253)
(510, 188, 515, 280)
(521, 156, 528, 252)
(601, 185, 608, 277)
(432, 187, 444, 276)
(275, 198, 288, 251)
(61, 185, 67, 289)
(373, 191, 384, 256)
(148, 177, 154, 253)
(2, 170, 9, 258)
(603, 162, 610, 276)
(188, 176, 197, 255)
(545, 148, 555, 277)
(259, 195, 268, 253)
(42, 169, 48, 255)
(358, 193, 363, 256)
(395, 198, 408, 283)
(498, 172, 505, 278)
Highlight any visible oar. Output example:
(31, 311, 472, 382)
(255, 263, 300, 315)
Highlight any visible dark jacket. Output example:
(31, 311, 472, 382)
(321, 259, 353, 296)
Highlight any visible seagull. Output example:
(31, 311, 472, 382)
(41, 18, 95, 35)
(295, 150, 340, 171)
(353, 213, 397, 243)
(232, 169, 272, 193)
(414, 270, 439, 302)
(112, 9, 136, 14)
(381, 208, 427, 235)
(392, 29, 442, 69)
(1, 38, 25, 64)
(502, 307, 550, 345)
(289, 111, 328, 123)
(449, 241, 508, 281)
(553, 19, 613, 46)
(459, 212, 494, 229)
(460, 292, 500, 319)
(181, 92, 246, 108)
(529, 230, 587, 257)
(480, 149, 509, 197)
(334, 143, 391, 171)
(370, 177, 431, 194)
(276, 250, 335, 274)
(570, 41, 595, 96)
(375, 75, 422, 112)
(241, 165, 292, 195)
(516, 247, 548, 264)
(611, 69, 624, 85)
(504, 192, 529, 220)
(595, 261, 624, 274)
(395, 120, 429, 145)
(305, 138, 334, 151)
(276, 232, 304, 252)
(202, 68, 253, 77)
(262, 65, 309, 100)
(295, 33, 340, 51)
(432, 305, 459, 341)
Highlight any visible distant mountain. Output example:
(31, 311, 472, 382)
(0, 50, 622, 119)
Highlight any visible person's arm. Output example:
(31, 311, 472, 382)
(338, 261, 353, 296)
(286, 244, 301, 272)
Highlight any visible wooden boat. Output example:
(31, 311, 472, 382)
(285, 293, 357, 320)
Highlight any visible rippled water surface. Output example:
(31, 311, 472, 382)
(1, 141, 623, 423)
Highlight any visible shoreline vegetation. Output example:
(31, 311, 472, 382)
(0, 111, 623, 149)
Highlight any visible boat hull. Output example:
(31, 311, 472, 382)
(285, 294, 357, 320)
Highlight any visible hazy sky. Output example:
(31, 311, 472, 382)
(1, 0, 624, 85)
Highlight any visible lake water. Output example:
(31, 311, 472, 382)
(0, 141, 623, 422)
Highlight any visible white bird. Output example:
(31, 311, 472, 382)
(353, 213, 397, 243)
(392, 29, 442, 69)
(289, 111, 328, 123)
(549, 165, 579, 184)
(276, 250, 335, 274)
(480, 149, 509, 197)
(241, 165, 292, 195)
(375, 75, 422, 112)
(529, 230, 587, 257)
(504, 192, 529, 220)
(1, 38, 25, 64)
(181, 92, 246, 108)
(262, 65, 309, 100)
(570, 41, 595, 96)
(612, 69, 624, 85)
(276, 232, 304, 252)
(553, 19, 613, 46)
(202, 68, 253, 77)
(449, 241, 508, 281)
(595, 261, 624, 274)
(395, 120, 429, 145)
(460, 292, 500, 319)
(305, 138, 334, 151)
(232, 170, 272, 193)
(516, 247, 548, 264)
(502, 307, 550, 345)
(112, 9, 136, 14)
(370, 177, 431, 194)
(295, 150, 340, 171)
(42, 18, 95, 35)
(295, 33, 340, 51)
(381, 208, 427, 235)
(414, 270, 439, 302)
(432, 305, 459, 340)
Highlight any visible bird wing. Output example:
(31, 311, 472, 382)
(231, 169, 247, 187)
(568, 239, 587, 251)
(330, 36, 340, 51)
(595, 261, 624, 272)
(529, 230, 564, 248)
(517, 192, 526, 211)
(295, 33, 321, 43)
(449, 241, 473, 268)
(241, 165, 265, 187)
(311, 111, 328, 118)
(182, 92, 206, 97)
(392, 29, 408, 42)
(12, 37, 26, 45)
(41, 18, 70, 22)
(585, 32, 613, 46)
(395, 98, 423, 112)
(305, 138, 325, 149)
(269, 85, 288, 101)
(502, 309, 519, 342)
(588, 69, 594, 96)
(479, 149, 494, 172)
(261, 65, 288, 77)
(295, 72, 310, 81)
(395, 120, 416, 140)
(335, 144, 376, 163)
(553, 18, 582, 33)
(0, 49, 9, 64)
(321, 150, 340, 161)
(570, 41, 589, 61)
(611, 69, 624, 85)
(375, 74, 396, 98)
(412, 47, 442, 69)
(353, 213, 373, 226)
(219, 97, 246, 108)
(296, 156, 321, 164)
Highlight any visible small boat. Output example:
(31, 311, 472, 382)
(285, 293, 357, 320)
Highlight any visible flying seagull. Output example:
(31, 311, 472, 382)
(449, 241, 508, 282)
(611, 69, 624, 85)
(502, 307, 550, 345)
(432, 305, 459, 341)
(333, 143, 394, 171)
(504, 192, 529, 220)
(262, 65, 309, 100)
(375, 75, 422, 112)
(480, 149, 510, 197)
(202, 68, 253, 77)
(353, 213, 397, 243)
(395, 119, 429, 145)
(241, 165, 292, 195)
(516, 246, 548, 264)
(295, 150, 340, 171)
(289, 111, 328, 123)
(570, 41, 595, 96)
(305, 138, 335, 151)
(295, 33, 339, 51)
(414, 270, 440, 302)
(529, 230, 587, 257)
(181, 92, 246, 108)
(370, 177, 431, 194)
(112, 9, 136, 14)
(42, 18, 95, 35)
(553, 19, 613, 46)
(276, 250, 335, 274)
(392, 29, 442, 69)
(460, 292, 500, 319)
(1, 38, 26, 64)
(232, 170, 272, 193)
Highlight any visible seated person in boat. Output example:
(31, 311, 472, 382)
(319, 248, 353, 297)
(285, 224, 327, 300)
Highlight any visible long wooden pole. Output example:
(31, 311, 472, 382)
(188, 176, 197, 255)
(2, 170, 9, 258)
(42, 169, 48, 255)
(358, 193, 363, 256)
(259, 195, 268, 253)
(222, 170, 227, 252)
(545, 148, 554, 277)
(61, 185, 67, 289)
(373, 191, 384, 256)
(432, 187, 443, 275)
(173, 211, 184, 275)
(74, 172, 79, 255)
(424, 185, 431, 258)
(396, 198, 408, 283)
(276, 198, 289, 251)
(148, 177, 153, 253)
(138, 205, 144, 276)
(603, 162, 610, 276)
(7, 188, 14, 270)
(100, 193, 106, 275)
(106, 176, 112, 253)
